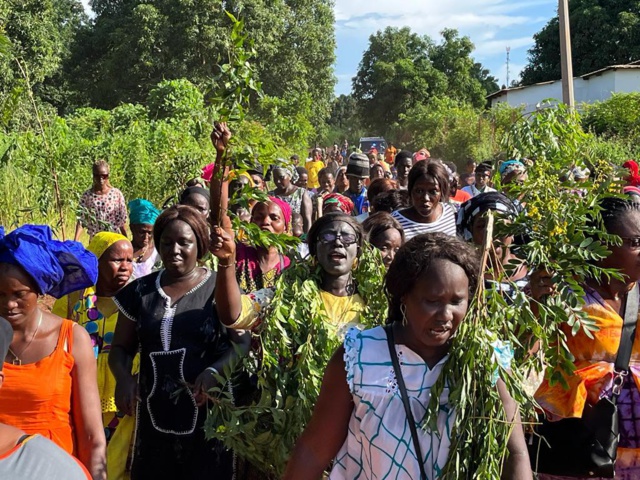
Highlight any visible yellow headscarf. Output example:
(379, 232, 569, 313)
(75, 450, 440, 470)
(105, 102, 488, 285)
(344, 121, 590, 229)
(227, 170, 256, 187)
(88, 232, 129, 259)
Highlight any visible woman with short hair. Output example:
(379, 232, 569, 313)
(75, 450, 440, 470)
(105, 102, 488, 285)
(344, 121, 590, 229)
(75, 159, 128, 241)
(109, 205, 250, 479)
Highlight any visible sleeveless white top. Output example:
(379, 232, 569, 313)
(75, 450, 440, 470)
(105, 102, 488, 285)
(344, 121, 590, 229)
(329, 326, 455, 479)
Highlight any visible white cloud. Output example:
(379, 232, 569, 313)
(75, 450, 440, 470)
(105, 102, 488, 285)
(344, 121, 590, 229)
(336, 73, 355, 82)
(334, 0, 552, 46)
(474, 36, 533, 57)
(334, 0, 553, 23)
(333, 0, 556, 94)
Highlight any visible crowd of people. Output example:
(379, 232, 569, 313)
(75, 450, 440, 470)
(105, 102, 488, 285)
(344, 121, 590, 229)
(1, 123, 640, 480)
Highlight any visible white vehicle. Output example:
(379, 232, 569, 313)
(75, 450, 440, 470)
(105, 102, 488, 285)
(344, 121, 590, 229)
(359, 137, 387, 153)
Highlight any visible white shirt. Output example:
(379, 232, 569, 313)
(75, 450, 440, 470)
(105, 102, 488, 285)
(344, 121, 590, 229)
(391, 203, 457, 240)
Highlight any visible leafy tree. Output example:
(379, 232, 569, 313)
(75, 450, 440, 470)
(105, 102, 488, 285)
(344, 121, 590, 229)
(521, 0, 640, 85)
(352, 27, 446, 136)
(0, 0, 86, 118)
(352, 27, 490, 136)
(320, 94, 364, 145)
(68, 0, 335, 138)
(472, 62, 500, 95)
(430, 29, 487, 108)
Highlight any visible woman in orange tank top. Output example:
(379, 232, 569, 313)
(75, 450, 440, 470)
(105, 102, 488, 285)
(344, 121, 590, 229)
(0, 225, 106, 479)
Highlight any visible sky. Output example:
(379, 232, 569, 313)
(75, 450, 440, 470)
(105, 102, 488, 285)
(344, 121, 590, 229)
(80, 0, 559, 96)
(334, 0, 558, 95)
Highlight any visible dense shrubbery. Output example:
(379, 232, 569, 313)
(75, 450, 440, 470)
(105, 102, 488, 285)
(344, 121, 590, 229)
(0, 78, 302, 236)
(582, 93, 640, 146)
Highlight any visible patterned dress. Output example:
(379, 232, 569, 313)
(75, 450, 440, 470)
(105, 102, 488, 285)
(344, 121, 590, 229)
(535, 285, 640, 479)
(52, 288, 139, 480)
(235, 243, 290, 291)
(79, 188, 127, 238)
(330, 326, 454, 479)
(269, 187, 306, 215)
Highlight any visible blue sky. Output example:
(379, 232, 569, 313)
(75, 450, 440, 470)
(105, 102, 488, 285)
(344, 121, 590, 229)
(334, 0, 558, 95)
(81, 0, 558, 96)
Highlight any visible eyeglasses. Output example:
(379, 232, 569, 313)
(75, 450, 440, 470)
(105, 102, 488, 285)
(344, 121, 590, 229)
(620, 237, 640, 249)
(318, 231, 358, 246)
(94, 174, 109, 179)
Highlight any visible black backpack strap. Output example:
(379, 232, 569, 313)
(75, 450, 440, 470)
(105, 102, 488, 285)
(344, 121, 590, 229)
(613, 284, 639, 396)
(384, 324, 428, 480)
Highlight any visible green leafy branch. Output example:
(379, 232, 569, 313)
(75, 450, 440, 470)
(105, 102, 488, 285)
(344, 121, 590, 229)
(204, 245, 387, 478)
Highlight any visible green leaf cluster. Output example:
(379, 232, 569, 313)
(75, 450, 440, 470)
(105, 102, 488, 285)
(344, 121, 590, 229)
(352, 27, 496, 138)
(582, 92, 640, 143)
(425, 104, 627, 478)
(204, 244, 388, 478)
(394, 99, 522, 163)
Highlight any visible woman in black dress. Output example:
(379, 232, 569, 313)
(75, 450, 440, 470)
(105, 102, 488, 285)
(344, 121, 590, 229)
(109, 205, 250, 479)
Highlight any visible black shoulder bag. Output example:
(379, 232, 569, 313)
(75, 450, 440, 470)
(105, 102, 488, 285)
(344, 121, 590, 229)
(528, 284, 639, 478)
(384, 324, 428, 480)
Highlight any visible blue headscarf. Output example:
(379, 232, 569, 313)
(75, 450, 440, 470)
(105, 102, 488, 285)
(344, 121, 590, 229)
(0, 225, 98, 298)
(128, 198, 160, 226)
(499, 159, 526, 178)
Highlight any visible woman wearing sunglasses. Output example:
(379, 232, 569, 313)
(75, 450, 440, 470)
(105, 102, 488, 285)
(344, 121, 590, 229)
(213, 212, 367, 333)
(75, 159, 128, 242)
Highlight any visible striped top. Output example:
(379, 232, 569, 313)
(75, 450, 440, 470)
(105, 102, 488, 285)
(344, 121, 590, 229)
(330, 326, 454, 480)
(391, 203, 457, 240)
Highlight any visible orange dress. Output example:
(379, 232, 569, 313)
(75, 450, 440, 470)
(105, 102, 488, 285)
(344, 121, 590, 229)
(535, 287, 640, 477)
(0, 319, 76, 455)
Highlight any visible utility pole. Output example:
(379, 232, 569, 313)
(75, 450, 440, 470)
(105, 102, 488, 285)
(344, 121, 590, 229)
(559, 0, 575, 107)
(506, 47, 511, 87)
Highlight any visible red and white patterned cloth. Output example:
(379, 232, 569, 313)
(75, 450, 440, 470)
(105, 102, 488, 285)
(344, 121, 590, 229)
(79, 188, 127, 238)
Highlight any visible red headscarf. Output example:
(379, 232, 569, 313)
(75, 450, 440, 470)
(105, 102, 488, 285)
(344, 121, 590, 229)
(267, 196, 292, 229)
(623, 160, 640, 187)
(323, 193, 354, 215)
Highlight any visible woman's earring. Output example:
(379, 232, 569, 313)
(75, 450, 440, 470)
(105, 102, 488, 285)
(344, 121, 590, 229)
(352, 258, 359, 269)
(400, 304, 408, 326)
(310, 256, 318, 268)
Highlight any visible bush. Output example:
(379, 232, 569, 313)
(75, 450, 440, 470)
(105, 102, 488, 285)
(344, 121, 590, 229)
(582, 92, 640, 140)
(392, 98, 522, 166)
(0, 79, 290, 238)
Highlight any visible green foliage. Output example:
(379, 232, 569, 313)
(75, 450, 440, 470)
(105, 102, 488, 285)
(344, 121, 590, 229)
(582, 92, 640, 141)
(319, 94, 365, 146)
(67, 0, 335, 140)
(501, 104, 621, 386)
(148, 80, 206, 121)
(0, 79, 290, 237)
(0, 0, 86, 116)
(352, 27, 446, 137)
(394, 99, 522, 164)
(205, 245, 388, 478)
(428, 104, 622, 477)
(352, 27, 494, 137)
(521, 0, 640, 85)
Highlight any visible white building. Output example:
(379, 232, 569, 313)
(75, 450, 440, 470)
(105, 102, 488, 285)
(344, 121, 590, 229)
(487, 63, 640, 114)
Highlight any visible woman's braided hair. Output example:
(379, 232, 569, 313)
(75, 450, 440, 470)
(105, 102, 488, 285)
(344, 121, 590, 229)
(599, 195, 640, 233)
